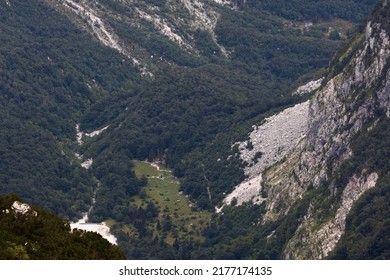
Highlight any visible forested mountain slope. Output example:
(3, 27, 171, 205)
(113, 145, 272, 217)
(76, 0, 377, 215)
(0, 0, 384, 259)
(0, 0, 141, 219)
(263, 0, 390, 259)
(195, 0, 389, 259)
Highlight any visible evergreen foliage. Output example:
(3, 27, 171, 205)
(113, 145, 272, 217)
(0, 112, 93, 219)
(0, 0, 141, 218)
(0, 195, 126, 259)
(0, 0, 384, 259)
(240, 0, 377, 22)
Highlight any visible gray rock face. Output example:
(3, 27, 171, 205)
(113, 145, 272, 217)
(260, 2, 390, 258)
(284, 171, 378, 259)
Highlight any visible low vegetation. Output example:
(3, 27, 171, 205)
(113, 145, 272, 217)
(107, 161, 211, 258)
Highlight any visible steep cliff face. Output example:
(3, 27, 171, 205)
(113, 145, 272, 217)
(284, 171, 379, 259)
(261, 0, 389, 258)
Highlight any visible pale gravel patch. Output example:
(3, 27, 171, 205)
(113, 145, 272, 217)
(150, 162, 160, 171)
(60, 0, 143, 68)
(223, 174, 264, 207)
(81, 158, 93, 169)
(136, 8, 192, 49)
(84, 125, 109, 138)
(76, 124, 83, 145)
(240, 100, 310, 178)
(51, 0, 230, 64)
(76, 124, 107, 170)
(180, 0, 229, 57)
(219, 101, 310, 211)
(210, 0, 233, 6)
(76, 124, 109, 145)
(70, 213, 118, 245)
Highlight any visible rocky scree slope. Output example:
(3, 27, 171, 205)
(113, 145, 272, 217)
(222, 101, 310, 208)
(43, 0, 234, 73)
(258, 0, 390, 259)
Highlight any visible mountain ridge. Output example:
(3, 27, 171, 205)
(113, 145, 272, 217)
(259, 0, 389, 258)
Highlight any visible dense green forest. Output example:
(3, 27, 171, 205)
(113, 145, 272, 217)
(0, 0, 386, 259)
(0, 0, 141, 219)
(239, 0, 377, 22)
(0, 111, 94, 219)
(0, 195, 126, 259)
(82, 0, 377, 217)
(190, 82, 390, 261)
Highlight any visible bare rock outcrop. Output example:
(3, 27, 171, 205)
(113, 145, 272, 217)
(260, 2, 390, 258)
(284, 171, 378, 259)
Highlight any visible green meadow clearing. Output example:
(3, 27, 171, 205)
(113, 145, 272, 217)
(110, 161, 211, 244)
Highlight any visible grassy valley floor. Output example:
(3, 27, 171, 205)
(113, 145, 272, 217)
(107, 161, 211, 248)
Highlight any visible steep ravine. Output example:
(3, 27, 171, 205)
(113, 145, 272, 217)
(71, 124, 117, 245)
